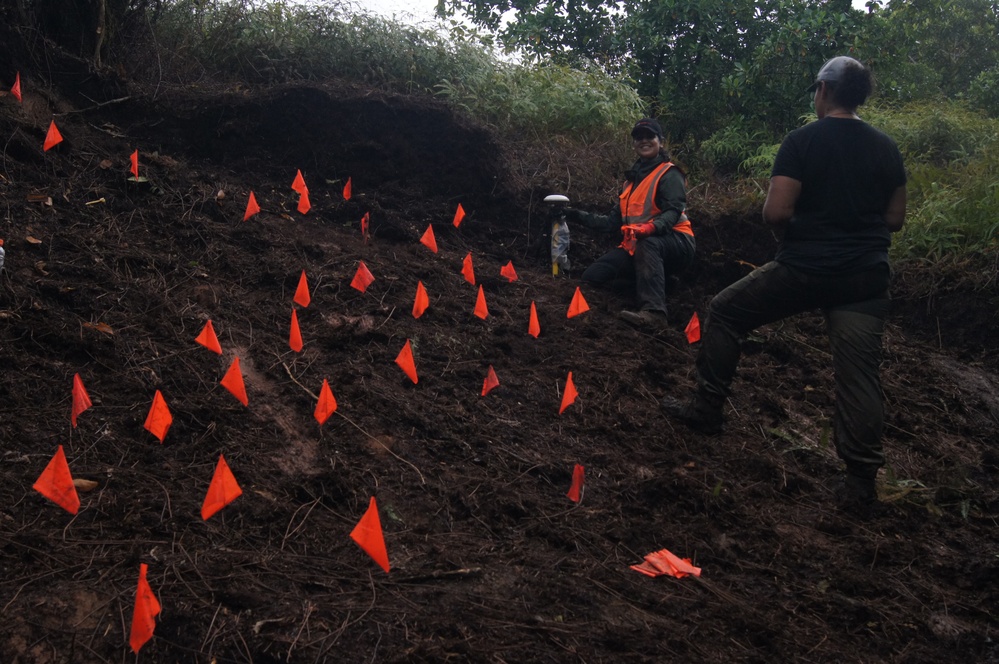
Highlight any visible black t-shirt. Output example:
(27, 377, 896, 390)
(771, 117, 906, 274)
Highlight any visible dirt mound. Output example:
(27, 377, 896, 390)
(1, 78, 997, 663)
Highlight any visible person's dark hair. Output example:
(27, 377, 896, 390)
(826, 62, 873, 109)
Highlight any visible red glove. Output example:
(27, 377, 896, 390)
(632, 222, 656, 239)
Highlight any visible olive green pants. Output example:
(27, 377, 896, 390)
(695, 261, 891, 478)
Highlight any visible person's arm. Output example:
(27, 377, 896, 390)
(884, 184, 906, 232)
(650, 168, 685, 232)
(762, 175, 802, 227)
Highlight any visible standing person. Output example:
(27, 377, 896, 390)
(663, 56, 907, 510)
(564, 118, 695, 327)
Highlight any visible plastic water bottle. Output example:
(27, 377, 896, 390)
(0, 239, 5, 272)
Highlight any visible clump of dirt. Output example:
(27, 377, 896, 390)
(1, 71, 997, 663)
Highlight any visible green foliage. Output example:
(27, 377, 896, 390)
(698, 119, 768, 175)
(968, 67, 999, 118)
(153, 0, 492, 92)
(860, 101, 999, 266)
(435, 62, 642, 140)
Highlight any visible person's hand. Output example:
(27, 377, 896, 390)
(563, 207, 583, 222)
(631, 221, 656, 240)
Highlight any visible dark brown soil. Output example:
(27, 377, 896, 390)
(1, 75, 998, 664)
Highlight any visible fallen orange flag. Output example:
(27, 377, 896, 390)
(473, 285, 489, 319)
(314, 379, 337, 425)
(291, 169, 307, 194)
(289, 309, 303, 352)
(297, 188, 311, 215)
(420, 224, 438, 253)
(294, 270, 311, 307)
(195, 320, 222, 354)
(630, 548, 702, 579)
(360, 212, 370, 243)
(351, 261, 375, 292)
(243, 191, 260, 221)
(559, 371, 578, 414)
(461, 252, 475, 285)
(452, 203, 466, 228)
(221, 357, 248, 406)
(71, 373, 92, 428)
(395, 340, 418, 384)
(685, 311, 701, 344)
(11, 72, 21, 103)
(528, 301, 541, 338)
(567, 287, 590, 318)
(500, 260, 518, 282)
(201, 454, 242, 520)
(43, 120, 63, 151)
(567, 464, 585, 502)
(130, 150, 139, 179)
(350, 496, 390, 573)
(33, 446, 80, 514)
(343, 177, 352, 201)
(481, 365, 500, 396)
(144, 390, 172, 443)
(129, 563, 161, 654)
(413, 281, 429, 319)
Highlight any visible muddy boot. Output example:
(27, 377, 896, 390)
(619, 308, 669, 329)
(662, 392, 724, 434)
(834, 472, 881, 518)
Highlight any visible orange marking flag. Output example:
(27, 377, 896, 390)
(314, 379, 338, 425)
(461, 252, 475, 285)
(567, 463, 585, 502)
(243, 191, 260, 221)
(351, 261, 375, 292)
(528, 301, 541, 338)
(43, 120, 63, 151)
(350, 496, 390, 573)
(297, 187, 311, 215)
(144, 390, 173, 443)
(360, 212, 370, 243)
(630, 548, 702, 579)
(129, 563, 161, 654)
(71, 373, 92, 428)
(201, 454, 243, 520)
(343, 177, 352, 201)
(130, 150, 139, 179)
(452, 203, 466, 228)
(559, 371, 578, 414)
(195, 320, 222, 354)
(291, 169, 307, 194)
(294, 270, 311, 308)
(33, 445, 80, 514)
(473, 285, 489, 319)
(11, 72, 21, 103)
(221, 357, 248, 406)
(481, 365, 500, 396)
(289, 309, 303, 353)
(500, 261, 518, 282)
(567, 287, 590, 318)
(685, 311, 701, 344)
(412, 281, 429, 319)
(420, 224, 438, 253)
(395, 340, 418, 384)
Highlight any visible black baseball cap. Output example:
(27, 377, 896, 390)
(631, 118, 664, 139)
(807, 56, 863, 92)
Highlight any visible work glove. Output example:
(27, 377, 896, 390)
(632, 222, 656, 239)
(562, 207, 583, 222)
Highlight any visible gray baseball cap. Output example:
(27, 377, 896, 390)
(807, 56, 863, 92)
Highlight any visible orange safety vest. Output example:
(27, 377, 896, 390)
(618, 162, 694, 237)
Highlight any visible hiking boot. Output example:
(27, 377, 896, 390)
(662, 394, 724, 434)
(833, 473, 884, 519)
(619, 308, 669, 328)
